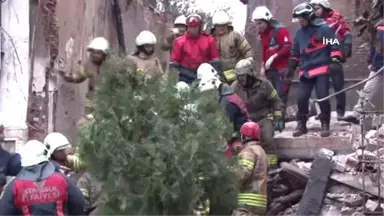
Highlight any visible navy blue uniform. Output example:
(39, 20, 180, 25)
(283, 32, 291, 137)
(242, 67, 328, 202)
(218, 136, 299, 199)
(369, 24, 384, 71)
(0, 161, 84, 215)
(218, 83, 249, 131)
(0, 148, 22, 187)
(290, 19, 342, 123)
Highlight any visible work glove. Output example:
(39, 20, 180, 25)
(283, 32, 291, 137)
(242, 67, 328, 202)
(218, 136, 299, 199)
(274, 111, 284, 132)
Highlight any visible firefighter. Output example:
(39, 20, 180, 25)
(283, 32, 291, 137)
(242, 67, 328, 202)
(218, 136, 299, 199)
(77, 172, 106, 215)
(59, 37, 110, 124)
(342, 0, 384, 124)
(170, 14, 220, 84)
(231, 59, 283, 167)
(211, 10, 253, 85)
(310, 0, 352, 119)
(127, 30, 164, 76)
(287, 2, 343, 137)
(43, 132, 85, 174)
(198, 63, 249, 132)
(252, 6, 292, 120)
(229, 121, 267, 216)
(161, 15, 187, 52)
(0, 140, 84, 215)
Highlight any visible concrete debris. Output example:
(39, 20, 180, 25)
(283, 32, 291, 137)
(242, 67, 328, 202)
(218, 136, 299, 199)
(365, 199, 379, 212)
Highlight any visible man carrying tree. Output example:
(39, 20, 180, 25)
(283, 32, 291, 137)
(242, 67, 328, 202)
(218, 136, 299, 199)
(211, 11, 253, 85)
(228, 122, 268, 216)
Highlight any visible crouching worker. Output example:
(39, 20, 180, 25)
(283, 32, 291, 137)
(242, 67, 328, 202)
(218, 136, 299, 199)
(0, 140, 84, 215)
(197, 63, 249, 132)
(229, 122, 268, 216)
(77, 172, 106, 215)
(44, 132, 86, 174)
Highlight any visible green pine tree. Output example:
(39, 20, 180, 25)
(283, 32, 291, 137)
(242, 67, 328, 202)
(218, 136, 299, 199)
(77, 56, 238, 215)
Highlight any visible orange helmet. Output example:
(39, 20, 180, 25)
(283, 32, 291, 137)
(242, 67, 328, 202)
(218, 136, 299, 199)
(240, 122, 261, 142)
(187, 14, 202, 27)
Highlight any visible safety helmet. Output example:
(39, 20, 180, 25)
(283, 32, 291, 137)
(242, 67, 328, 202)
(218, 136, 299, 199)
(197, 63, 218, 80)
(186, 14, 202, 27)
(87, 37, 109, 54)
(198, 72, 222, 92)
(252, 6, 273, 21)
(175, 81, 190, 92)
(20, 140, 49, 167)
(212, 11, 231, 25)
(174, 15, 187, 25)
(292, 2, 315, 19)
(235, 59, 254, 75)
(310, 0, 331, 8)
(135, 30, 157, 46)
(240, 121, 261, 142)
(43, 132, 72, 156)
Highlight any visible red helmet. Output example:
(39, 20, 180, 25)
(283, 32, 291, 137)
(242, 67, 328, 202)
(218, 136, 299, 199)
(240, 122, 261, 141)
(187, 14, 202, 27)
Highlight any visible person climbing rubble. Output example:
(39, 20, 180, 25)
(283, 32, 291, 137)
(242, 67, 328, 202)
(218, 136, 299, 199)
(59, 37, 110, 125)
(210, 11, 253, 85)
(170, 14, 220, 84)
(231, 59, 283, 168)
(197, 63, 249, 132)
(310, 0, 352, 120)
(288, 2, 343, 137)
(252, 6, 292, 122)
(127, 30, 164, 76)
(161, 15, 187, 52)
(228, 121, 267, 216)
(77, 171, 106, 215)
(341, 0, 384, 124)
(0, 140, 84, 215)
(43, 132, 86, 174)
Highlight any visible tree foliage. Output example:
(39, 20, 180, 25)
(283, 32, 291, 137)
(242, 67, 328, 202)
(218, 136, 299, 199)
(77, 56, 238, 215)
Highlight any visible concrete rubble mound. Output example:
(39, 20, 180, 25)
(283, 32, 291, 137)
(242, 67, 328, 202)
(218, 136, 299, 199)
(267, 112, 384, 215)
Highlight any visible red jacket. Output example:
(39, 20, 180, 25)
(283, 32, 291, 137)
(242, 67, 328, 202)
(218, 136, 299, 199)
(259, 27, 292, 70)
(171, 32, 219, 70)
(324, 11, 351, 41)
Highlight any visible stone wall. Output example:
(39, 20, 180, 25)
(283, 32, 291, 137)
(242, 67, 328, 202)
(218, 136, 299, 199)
(31, 0, 173, 142)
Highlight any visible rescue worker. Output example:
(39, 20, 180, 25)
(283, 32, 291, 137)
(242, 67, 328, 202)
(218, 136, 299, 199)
(161, 15, 187, 52)
(77, 172, 106, 215)
(252, 6, 292, 120)
(59, 37, 110, 125)
(127, 30, 164, 76)
(287, 2, 343, 137)
(43, 132, 85, 174)
(310, 0, 352, 119)
(0, 123, 21, 192)
(211, 11, 253, 84)
(342, 0, 384, 124)
(170, 14, 220, 84)
(232, 59, 283, 167)
(229, 121, 267, 216)
(0, 140, 84, 215)
(198, 63, 249, 131)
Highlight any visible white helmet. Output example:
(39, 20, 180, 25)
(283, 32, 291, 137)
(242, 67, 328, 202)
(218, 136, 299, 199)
(212, 11, 231, 25)
(135, 31, 157, 46)
(174, 15, 187, 25)
(175, 81, 190, 92)
(87, 37, 109, 54)
(197, 63, 219, 81)
(252, 6, 273, 21)
(310, 0, 331, 8)
(43, 132, 71, 156)
(198, 72, 222, 92)
(20, 140, 49, 167)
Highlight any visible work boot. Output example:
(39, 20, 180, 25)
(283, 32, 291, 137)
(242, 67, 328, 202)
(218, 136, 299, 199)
(320, 121, 331, 137)
(336, 110, 345, 121)
(293, 120, 308, 137)
(339, 111, 360, 124)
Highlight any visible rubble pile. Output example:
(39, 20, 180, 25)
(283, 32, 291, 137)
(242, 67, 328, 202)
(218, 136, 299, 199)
(267, 121, 384, 216)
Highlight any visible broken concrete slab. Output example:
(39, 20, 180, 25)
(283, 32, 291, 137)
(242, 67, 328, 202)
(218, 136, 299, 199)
(365, 199, 379, 212)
